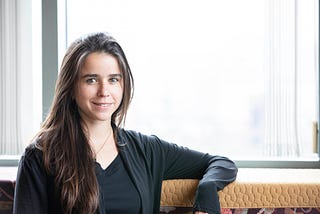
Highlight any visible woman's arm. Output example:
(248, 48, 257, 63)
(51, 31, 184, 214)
(151, 136, 238, 214)
(13, 145, 49, 214)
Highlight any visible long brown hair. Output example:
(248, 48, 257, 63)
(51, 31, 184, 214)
(36, 32, 134, 213)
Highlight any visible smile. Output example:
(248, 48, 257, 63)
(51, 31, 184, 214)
(92, 102, 113, 107)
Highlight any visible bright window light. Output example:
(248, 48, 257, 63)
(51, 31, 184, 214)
(66, 0, 318, 160)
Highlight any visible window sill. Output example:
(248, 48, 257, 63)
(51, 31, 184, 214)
(235, 158, 320, 168)
(0, 166, 17, 181)
(1, 155, 319, 168)
(0, 155, 20, 167)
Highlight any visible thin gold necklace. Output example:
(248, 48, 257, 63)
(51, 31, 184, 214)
(90, 130, 113, 156)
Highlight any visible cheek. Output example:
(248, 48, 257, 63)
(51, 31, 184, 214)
(113, 85, 124, 101)
(74, 85, 92, 104)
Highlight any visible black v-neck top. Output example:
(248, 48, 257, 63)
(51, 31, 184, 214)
(95, 154, 141, 214)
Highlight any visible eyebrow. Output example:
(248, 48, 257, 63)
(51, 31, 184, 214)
(81, 74, 98, 78)
(81, 73, 122, 78)
(109, 74, 123, 78)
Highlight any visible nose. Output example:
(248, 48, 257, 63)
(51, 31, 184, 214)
(97, 82, 110, 97)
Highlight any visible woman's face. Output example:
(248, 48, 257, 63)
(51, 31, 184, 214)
(74, 52, 123, 125)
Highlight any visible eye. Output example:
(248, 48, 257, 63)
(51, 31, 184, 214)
(86, 78, 97, 84)
(109, 77, 119, 83)
(109, 75, 122, 84)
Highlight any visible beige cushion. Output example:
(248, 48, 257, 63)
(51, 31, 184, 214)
(161, 168, 320, 208)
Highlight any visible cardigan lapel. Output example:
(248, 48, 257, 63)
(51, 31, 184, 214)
(117, 137, 152, 214)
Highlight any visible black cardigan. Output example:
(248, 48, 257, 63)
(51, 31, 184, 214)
(14, 129, 238, 214)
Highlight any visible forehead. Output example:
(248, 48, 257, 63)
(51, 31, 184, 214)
(80, 52, 121, 75)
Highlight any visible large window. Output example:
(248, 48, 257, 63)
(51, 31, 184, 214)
(0, 0, 319, 167)
(66, 0, 319, 161)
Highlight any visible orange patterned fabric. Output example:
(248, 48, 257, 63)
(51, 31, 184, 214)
(161, 168, 320, 208)
(1, 168, 320, 213)
(159, 207, 320, 214)
(0, 180, 15, 214)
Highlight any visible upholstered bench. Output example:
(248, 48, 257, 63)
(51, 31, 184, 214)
(1, 168, 320, 214)
(0, 180, 14, 214)
(160, 168, 320, 213)
(0, 167, 16, 214)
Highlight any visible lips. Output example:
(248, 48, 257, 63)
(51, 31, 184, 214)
(92, 102, 113, 107)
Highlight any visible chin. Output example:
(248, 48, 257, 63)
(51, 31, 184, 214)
(95, 115, 112, 122)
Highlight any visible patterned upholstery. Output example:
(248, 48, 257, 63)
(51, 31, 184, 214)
(159, 207, 320, 214)
(1, 168, 320, 214)
(161, 169, 320, 208)
(0, 180, 15, 214)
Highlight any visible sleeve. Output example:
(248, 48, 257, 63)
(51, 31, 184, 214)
(150, 135, 238, 214)
(13, 146, 49, 214)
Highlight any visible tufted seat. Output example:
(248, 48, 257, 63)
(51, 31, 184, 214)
(1, 168, 320, 213)
(161, 168, 320, 208)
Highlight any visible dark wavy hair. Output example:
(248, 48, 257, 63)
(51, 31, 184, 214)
(36, 32, 134, 214)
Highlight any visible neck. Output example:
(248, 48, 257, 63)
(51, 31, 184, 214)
(83, 121, 113, 144)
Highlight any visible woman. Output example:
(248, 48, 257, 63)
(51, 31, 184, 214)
(13, 32, 237, 214)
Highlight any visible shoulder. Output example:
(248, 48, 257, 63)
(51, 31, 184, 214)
(19, 140, 45, 171)
(117, 128, 160, 145)
(117, 128, 174, 154)
(23, 140, 43, 159)
(118, 129, 166, 146)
